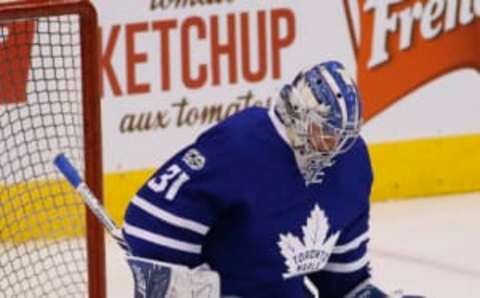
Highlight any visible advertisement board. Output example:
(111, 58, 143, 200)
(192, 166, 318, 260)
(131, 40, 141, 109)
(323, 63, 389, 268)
(89, 0, 480, 220)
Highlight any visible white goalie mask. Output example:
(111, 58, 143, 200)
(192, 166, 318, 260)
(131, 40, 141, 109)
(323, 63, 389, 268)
(274, 61, 363, 184)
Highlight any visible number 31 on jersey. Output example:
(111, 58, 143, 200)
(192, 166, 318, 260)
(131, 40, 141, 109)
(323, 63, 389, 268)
(147, 164, 190, 201)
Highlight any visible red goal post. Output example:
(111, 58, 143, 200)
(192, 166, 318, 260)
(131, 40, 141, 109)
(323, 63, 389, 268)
(0, 1, 105, 297)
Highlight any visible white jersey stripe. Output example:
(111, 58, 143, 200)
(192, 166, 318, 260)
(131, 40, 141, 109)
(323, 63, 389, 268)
(268, 106, 290, 146)
(332, 232, 368, 254)
(132, 195, 210, 235)
(123, 222, 202, 254)
(304, 277, 319, 298)
(323, 254, 369, 273)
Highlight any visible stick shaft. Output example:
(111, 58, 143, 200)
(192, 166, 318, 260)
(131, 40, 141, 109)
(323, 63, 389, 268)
(54, 153, 127, 249)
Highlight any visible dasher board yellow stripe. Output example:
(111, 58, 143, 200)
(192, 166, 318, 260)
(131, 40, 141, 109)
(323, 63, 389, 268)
(369, 133, 480, 201)
(0, 180, 86, 242)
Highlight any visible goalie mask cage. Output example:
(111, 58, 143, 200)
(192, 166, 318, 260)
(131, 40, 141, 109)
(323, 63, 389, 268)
(0, 1, 105, 298)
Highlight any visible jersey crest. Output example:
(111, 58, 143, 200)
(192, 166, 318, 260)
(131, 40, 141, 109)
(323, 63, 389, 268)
(277, 204, 340, 279)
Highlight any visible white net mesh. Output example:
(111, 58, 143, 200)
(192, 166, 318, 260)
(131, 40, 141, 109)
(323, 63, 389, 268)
(0, 14, 89, 297)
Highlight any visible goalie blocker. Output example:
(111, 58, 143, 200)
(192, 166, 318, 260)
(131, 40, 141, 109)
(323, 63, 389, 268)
(127, 257, 220, 298)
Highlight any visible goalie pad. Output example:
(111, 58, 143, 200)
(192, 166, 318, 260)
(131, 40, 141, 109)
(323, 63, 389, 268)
(127, 256, 220, 298)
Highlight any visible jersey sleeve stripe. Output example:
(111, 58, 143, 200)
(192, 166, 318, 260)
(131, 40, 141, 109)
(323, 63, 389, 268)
(332, 232, 368, 254)
(323, 253, 369, 273)
(268, 107, 290, 146)
(132, 195, 210, 235)
(123, 222, 202, 254)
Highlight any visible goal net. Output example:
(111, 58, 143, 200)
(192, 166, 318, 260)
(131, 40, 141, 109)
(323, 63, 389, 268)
(0, 1, 104, 297)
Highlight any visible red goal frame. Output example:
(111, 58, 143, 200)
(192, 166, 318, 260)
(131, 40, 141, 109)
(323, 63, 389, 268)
(0, 1, 105, 297)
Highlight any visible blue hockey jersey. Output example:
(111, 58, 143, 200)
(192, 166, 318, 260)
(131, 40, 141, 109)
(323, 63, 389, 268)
(123, 107, 373, 298)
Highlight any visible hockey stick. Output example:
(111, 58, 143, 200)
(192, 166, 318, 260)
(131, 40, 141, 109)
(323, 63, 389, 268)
(53, 153, 129, 251)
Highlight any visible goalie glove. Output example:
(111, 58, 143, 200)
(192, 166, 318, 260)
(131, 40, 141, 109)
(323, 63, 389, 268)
(346, 281, 425, 298)
(127, 256, 220, 298)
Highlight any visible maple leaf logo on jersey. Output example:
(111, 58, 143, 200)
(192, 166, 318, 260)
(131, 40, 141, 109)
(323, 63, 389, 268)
(278, 204, 340, 279)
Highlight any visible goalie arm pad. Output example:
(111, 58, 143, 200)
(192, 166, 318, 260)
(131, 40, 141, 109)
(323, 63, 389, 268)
(127, 256, 221, 298)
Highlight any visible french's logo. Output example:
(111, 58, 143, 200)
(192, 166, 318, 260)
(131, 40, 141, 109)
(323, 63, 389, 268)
(343, 0, 480, 120)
